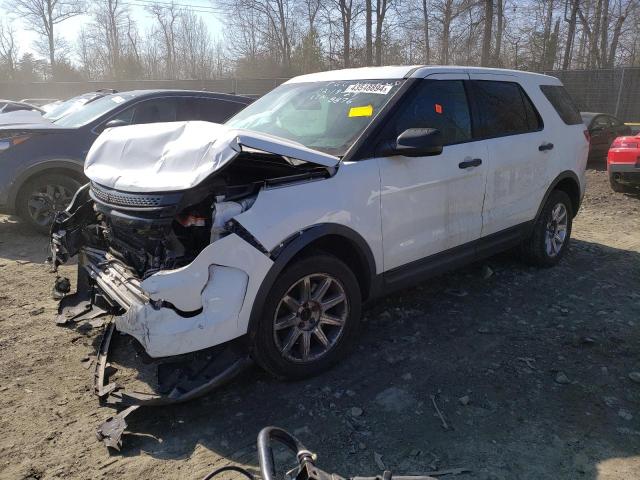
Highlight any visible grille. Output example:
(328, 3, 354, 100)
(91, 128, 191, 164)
(90, 182, 165, 208)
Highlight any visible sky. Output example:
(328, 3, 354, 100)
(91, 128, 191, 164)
(5, 0, 224, 62)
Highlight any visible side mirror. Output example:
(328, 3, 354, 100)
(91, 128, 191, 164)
(378, 128, 444, 157)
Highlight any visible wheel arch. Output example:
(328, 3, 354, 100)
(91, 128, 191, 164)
(247, 223, 379, 342)
(8, 159, 86, 213)
(535, 170, 582, 221)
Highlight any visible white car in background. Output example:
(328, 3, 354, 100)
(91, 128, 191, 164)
(51, 66, 588, 387)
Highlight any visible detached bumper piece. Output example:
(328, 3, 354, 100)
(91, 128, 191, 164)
(92, 322, 252, 449)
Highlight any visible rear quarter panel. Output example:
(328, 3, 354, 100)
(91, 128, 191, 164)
(520, 76, 588, 206)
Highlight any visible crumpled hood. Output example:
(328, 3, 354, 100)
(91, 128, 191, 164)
(85, 121, 339, 192)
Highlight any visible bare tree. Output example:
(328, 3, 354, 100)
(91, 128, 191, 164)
(422, 0, 431, 63)
(365, 0, 373, 65)
(147, 2, 181, 78)
(9, 0, 84, 73)
(481, 0, 493, 65)
(0, 20, 19, 79)
(374, 0, 392, 65)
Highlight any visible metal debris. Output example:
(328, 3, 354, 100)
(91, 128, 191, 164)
(96, 405, 140, 451)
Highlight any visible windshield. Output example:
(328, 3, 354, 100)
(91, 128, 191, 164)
(225, 79, 404, 156)
(43, 95, 96, 121)
(54, 94, 131, 128)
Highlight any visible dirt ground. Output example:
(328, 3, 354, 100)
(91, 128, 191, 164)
(1, 169, 639, 480)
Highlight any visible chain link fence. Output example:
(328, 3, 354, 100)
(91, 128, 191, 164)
(0, 78, 289, 101)
(543, 67, 640, 122)
(2, 68, 639, 122)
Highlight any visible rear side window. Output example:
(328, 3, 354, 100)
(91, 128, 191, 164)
(540, 85, 582, 125)
(197, 99, 247, 122)
(387, 79, 472, 145)
(133, 99, 177, 124)
(176, 98, 248, 123)
(472, 80, 542, 138)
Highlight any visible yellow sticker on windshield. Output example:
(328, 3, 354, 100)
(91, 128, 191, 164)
(348, 105, 373, 117)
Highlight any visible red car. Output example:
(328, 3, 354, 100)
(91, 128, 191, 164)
(608, 134, 640, 192)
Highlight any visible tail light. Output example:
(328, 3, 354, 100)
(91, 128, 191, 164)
(583, 129, 590, 144)
(611, 137, 639, 149)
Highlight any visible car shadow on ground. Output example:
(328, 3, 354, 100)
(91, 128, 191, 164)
(96, 238, 639, 480)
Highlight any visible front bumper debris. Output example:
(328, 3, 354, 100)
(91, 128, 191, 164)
(53, 247, 254, 449)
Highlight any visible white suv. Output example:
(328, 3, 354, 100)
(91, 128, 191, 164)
(50, 66, 588, 382)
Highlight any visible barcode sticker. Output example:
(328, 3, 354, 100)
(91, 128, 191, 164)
(344, 83, 394, 95)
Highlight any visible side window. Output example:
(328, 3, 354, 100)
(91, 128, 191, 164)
(4, 103, 28, 113)
(197, 99, 247, 123)
(539, 85, 582, 125)
(388, 79, 472, 145)
(472, 80, 542, 137)
(132, 98, 177, 124)
(175, 98, 248, 123)
(110, 107, 135, 124)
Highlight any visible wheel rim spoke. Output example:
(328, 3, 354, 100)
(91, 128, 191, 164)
(312, 277, 332, 301)
(320, 313, 344, 326)
(301, 276, 311, 302)
(300, 331, 311, 360)
(314, 327, 329, 347)
(320, 293, 345, 312)
(275, 313, 297, 331)
(282, 329, 301, 354)
(282, 295, 300, 312)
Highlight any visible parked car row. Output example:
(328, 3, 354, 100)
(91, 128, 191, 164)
(0, 89, 253, 231)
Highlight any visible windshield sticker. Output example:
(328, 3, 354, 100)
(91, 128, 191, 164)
(344, 83, 394, 95)
(348, 105, 373, 117)
(111, 96, 125, 104)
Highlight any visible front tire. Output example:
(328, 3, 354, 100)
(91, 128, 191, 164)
(252, 252, 362, 380)
(16, 173, 81, 234)
(520, 190, 573, 267)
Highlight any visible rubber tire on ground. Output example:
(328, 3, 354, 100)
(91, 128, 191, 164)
(251, 252, 362, 380)
(609, 172, 630, 193)
(520, 190, 573, 267)
(16, 173, 82, 234)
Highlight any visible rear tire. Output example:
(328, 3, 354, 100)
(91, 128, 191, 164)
(16, 173, 81, 234)
(520, 190, 573, 267)
(609, 172, 630, 193)
(251, 252, 362, 380)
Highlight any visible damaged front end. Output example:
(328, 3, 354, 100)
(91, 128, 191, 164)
(48, 121, 338, 448)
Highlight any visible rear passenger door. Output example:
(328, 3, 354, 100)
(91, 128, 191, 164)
(468, 75, 550, 237)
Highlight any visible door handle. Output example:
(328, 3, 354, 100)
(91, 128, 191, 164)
(539, 142, 554, 151)
(459, 158, 482, 169)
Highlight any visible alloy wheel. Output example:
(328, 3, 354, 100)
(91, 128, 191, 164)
(27, 183, 74, 227)
(273, 273, 349, 363)
(545, 202, 568, 257)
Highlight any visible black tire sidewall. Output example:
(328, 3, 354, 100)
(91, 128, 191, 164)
(17, 173, 81, 234)
(252, 253, 362, 380)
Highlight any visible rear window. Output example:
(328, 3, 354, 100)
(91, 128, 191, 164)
(540, 85, 582, 125)
(472, 80, 543, 138)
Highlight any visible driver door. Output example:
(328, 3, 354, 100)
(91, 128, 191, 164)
(377, 74, 489, 272)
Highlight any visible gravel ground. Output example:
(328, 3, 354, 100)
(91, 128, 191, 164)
(0, 169, 639, 480)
